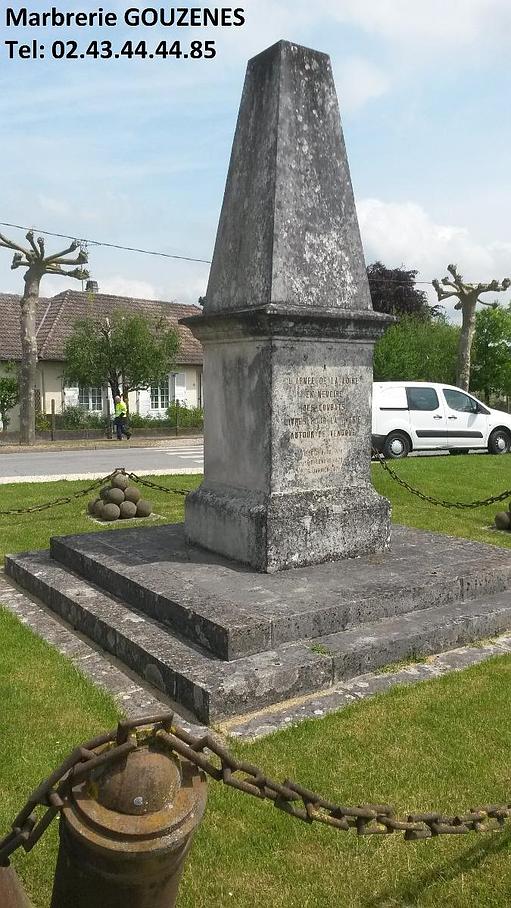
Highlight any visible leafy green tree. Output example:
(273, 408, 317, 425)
(367, 262, 437, 319)
(471, 306, 511, 401)
(0, 363, 19, 431)
(63, 310, 180, 408)
(374, 316, 459, 383)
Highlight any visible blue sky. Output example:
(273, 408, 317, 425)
(1, 0, 510, 318)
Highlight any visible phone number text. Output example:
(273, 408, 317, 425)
(5, 39, 217, 60)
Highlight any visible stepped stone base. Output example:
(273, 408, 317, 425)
(5, 523, 511, 723)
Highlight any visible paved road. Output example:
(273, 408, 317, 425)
(0, 442, 204, 483)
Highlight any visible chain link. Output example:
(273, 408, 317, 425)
(372, 449, 511, 510)
(0, 469, 194, 517)
(1, 712, 510, 868)
(0, 472, 120, 516)
(1, 457, 508, 517)
(124, 471, 191, 497)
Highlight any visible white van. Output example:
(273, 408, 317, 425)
(372, 382, 511, 458)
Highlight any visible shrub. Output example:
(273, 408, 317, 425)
(55, 407, 109, 432)
(58, 406, 85, 428)
(35, 414, 51, 432)
(166, 403, 203, 428)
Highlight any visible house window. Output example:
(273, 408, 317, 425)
(150, 382, 169, 410)
(78, 386, 103, 411)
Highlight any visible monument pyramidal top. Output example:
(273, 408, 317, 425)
(203, 39, 374, 316)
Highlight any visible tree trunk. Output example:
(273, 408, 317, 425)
(121, 375, 129, 413)
(456, 297, 477, 391)
(109, 375, 121, 401)
(19, 270, 41, 445)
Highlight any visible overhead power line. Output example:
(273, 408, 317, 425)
(3, 219, 494, 291)
(0, 221, 212, 265)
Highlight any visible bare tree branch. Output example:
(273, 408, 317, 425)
(45, 266, 90, 280)
(48, 252, 88, 267)
(26, 231, 40, 257)
(0, 232, 30, 255)
(45, 240, 80, 263)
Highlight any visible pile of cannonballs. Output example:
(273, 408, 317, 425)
(494, 509, 511, 531)
(88, 474, 153, 522)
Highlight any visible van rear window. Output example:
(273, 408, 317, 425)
(377, 386, 408, 409)
(406, 387, 439, 411)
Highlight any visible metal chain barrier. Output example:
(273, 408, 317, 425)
(0, 469, 194, 517)
(124, 470, 191, 498)
(1, 458, 509, 517)
(0, 472, 119, 517)
(1, 711, 510, 870)
(372, 449, 511, 510)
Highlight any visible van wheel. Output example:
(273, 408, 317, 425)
(488, 429, 511, 455)
(383, 432, 411, 459)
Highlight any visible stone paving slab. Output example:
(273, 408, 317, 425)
(48, 523, 511, 659)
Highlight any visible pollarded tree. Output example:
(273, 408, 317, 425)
(0, 230, 89, 444)
(63, 310, 180, 407)
(432, 264, 510, 391)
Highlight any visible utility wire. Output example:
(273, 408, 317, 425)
(0, 219, 466, 288)
(0, 221, 212, 265)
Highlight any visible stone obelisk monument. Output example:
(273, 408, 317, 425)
(182, 40, 392, 572)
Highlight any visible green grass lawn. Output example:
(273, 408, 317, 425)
(1, 607, 511, 908)
(0, 454, 510, 562)
(2, 455, 511, 906)
(0, 473, 202, 563)
(0, 609, 120, 905)
(372, 453, 511, 550)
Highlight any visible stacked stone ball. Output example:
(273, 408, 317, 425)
(494, 509, 511, 531)
(88, 474, 152, 522)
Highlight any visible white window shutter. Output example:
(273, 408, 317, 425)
(65, 386, 79, 407)
(174, 372, 186, 405)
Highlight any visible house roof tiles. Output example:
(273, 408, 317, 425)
(0, 290, 203, 365)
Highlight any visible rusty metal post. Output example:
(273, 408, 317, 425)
(50, 399, 56, 442)
(0, 866, 34, 908)
(50, 739, 207, 908)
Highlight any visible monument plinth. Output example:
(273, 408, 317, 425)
(182, 40, 392, 572)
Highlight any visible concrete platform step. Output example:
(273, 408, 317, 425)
(47, 523, 511, 660)
(5, 551, 331, 724)
(6, 549, 511, 725)
(314, 590, 511, 680)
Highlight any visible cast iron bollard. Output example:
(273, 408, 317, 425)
(50, 735, 207, 908)
(0, 866, 34, 908)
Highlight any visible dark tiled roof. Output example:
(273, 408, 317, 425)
(0, 290, 203, 364)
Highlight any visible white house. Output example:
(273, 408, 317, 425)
(0, 289, 203, 431)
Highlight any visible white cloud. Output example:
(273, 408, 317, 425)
(317, 0, 511, 48)
(357, 197, 511, 315)
(97, 277, 162, 300)
(334, 57, 390, 112)
(36, 195, 71, 217)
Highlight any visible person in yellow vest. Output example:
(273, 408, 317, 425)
(114, 395, 131, 440)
